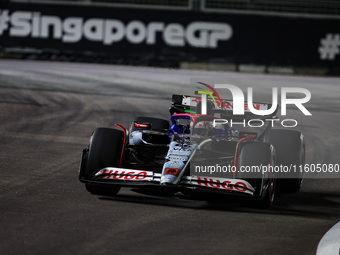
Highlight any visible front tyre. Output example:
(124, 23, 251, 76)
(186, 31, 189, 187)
(85, 184, 121, 196)
(269, 129, 305, 193)
(237, 142, 276, 209)
(84, 128, 124, 196)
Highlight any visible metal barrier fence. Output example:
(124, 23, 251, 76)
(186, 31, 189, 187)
(11, 0, 194, 10)
(2, 0, 340, 73)
(202, 0, 340, 16)
(11, 0, 340, 15)
(91, 0, 189, 7)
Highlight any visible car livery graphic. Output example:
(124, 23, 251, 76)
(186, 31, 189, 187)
(79, 91, 305, 208)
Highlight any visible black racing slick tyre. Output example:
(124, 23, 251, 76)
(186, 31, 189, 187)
(85, 183, 121, 196)
(268, 129, 305, 193)
(84, 128, 124, 196)
(237, 142, 276, 209)
(130, 117, 170, 132)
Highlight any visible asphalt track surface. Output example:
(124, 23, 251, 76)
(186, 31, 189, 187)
(0, 59, 339, 255)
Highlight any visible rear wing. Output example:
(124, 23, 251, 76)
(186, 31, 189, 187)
(169, 94, 278, 120)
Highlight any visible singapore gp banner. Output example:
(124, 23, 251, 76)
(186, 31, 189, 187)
(1, 2, 340, 67)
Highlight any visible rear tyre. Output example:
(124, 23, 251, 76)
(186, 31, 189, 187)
(268, 129, 305, 193)
(237, 142, 276, 209)
(84, 128, 124, 196)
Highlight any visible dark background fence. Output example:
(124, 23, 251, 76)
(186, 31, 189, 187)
(1, 0, 340, 73)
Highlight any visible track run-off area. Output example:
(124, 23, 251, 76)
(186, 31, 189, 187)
(0, 59, 339, 255)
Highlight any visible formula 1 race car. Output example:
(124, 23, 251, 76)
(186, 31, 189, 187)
(79, 94, 305, 208)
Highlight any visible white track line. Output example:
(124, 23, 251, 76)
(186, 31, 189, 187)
(317, 221, 340, 255)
